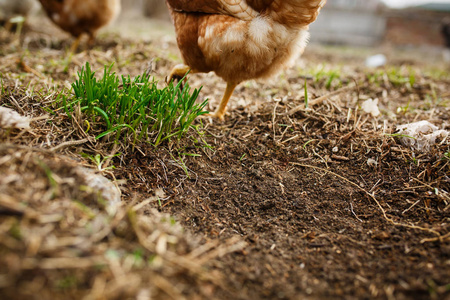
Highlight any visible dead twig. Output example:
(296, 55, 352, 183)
(16, 59, 46, 79)
(22, 256, 107, 269)
(402, 199, 421, 215)
(350, 202, 363, 222)
(49, 138, 92, 152)
(288, 83, 356, 116)
(420, 232, 450, 244)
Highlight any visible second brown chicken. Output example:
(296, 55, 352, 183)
(166, 0, 327, 120)
(38, 0, 121, 52)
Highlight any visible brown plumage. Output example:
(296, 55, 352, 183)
(166, 0, 326, 120)
(38, 0, 121, 51)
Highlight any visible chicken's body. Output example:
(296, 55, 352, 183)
(38, 0, 121, 51)
(166, 0, 326, 120)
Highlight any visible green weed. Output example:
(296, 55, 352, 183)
(302, 139, 315, 149)
(56, 275, 78, 290)
(63, 62, 208, 146)
(396, 99, 411, 114)
(367, 67, 416, 89)
(81, 152, 120, 171)
(170, 152, 190, 178)
(444, 152, 450, 161)
(126, 248, 145, 268)
(424, 66, 450, 81)
(8, 221, 22, 240)
(190, 122, 213, 150)
(306, 64, 342, 90)
(387, 67, 415, 87)
(0, 77, 5, 95)
(385, 133, 416, 139)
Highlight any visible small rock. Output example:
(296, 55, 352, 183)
(361, 98, 380, 117)
(396, 121, 449, 152)
(0, 107, 30, 129)
(367, 158, 378, 167)
(365, 54, 387, 68)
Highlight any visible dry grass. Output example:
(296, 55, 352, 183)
(0, 143, 245, 299)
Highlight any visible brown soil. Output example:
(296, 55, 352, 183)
(0, 14, 449, 300)
(122, 84, 450, 299)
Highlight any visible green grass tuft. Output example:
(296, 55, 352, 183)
(63, 62, 208, 146)
(305, 64, 342, 90)
(367, 67, 416, 89)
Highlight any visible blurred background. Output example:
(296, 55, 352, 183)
(1, 0, 450, 62)
(118, 0, 450, 48)
(310, 0, 450, 49)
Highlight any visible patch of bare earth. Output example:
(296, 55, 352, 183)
(0, 18, 449, 300)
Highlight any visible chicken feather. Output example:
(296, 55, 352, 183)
(166, 0, 326, 120)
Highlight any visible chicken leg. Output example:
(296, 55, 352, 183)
(208, 81, 238, 121)
(168, 64, 238, 121)
(69, 34, 83, 53)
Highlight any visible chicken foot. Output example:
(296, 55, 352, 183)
(206, 81, 238, 121)
(168, 64, 237, 121)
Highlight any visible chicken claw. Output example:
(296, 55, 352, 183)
(167, 64, 192, 84)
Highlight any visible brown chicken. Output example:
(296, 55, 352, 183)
(38, 0, 121, 52)
(166, 0, 327, 120)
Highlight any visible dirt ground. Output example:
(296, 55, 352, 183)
(0, 12, 449, 300)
